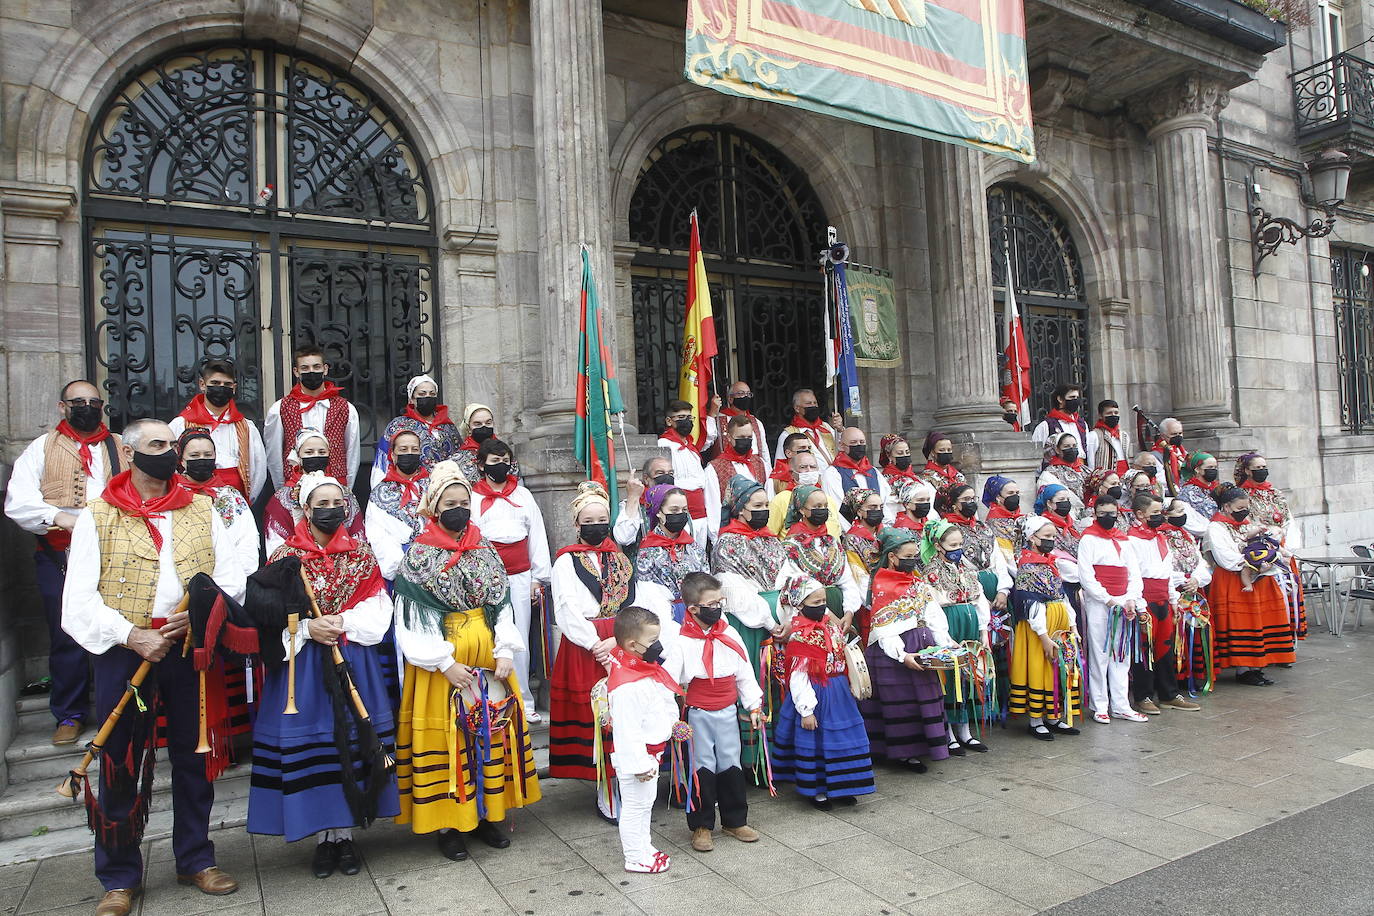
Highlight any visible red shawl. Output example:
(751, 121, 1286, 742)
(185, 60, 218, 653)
(607, 646, 683, 695)
(404, 402, 453, 431)
(471, 475, 521, 513)
(786, 615, 835, 685)
(56, 420, 112, 478)
(680, 615, 746, 678)
(414, 517, 486, 570)
(101, 469, 193, 551)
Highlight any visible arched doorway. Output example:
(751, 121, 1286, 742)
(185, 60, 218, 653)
(83, 45, 438, 466)
(987, 184, 1091, 423)
(628, 125, 828, 431)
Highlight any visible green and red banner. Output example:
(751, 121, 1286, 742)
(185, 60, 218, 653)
(574, 248, 624, 520)
(685, 0, 1034, 162)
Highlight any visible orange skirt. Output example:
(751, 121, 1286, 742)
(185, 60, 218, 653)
(1207, 568, 1295, 669)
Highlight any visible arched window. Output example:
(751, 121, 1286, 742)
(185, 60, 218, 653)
(84, 45, 437, 460)
(987, 184, 1090, 422)
(629, 126, 828, 431)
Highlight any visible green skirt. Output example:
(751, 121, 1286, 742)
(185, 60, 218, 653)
(941, 602, 991, 729)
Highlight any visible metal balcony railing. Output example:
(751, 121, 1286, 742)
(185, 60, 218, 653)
(1293, 51, 1374, 140)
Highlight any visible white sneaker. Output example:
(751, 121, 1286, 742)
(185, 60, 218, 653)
(624, 851, 671, 873)
(1112, 710, 1149, 723)
(525, 710, 544, 725)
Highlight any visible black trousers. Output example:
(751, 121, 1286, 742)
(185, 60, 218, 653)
(1130, 601, 1181, 703)
(685, 706, 749, 831)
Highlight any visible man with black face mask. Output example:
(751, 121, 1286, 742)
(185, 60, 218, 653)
(1031, 384, 1090, 467)
(265, 344, 360, 490)
(468, 438, 551, 723)
(706, 414, 772, 518)
(370, 373, 463, 490)
(714, 380, 772, 471)
(821, 427, 892, 521)
(169, 358, 267, 501)
(1087, 399, 1131, 478)
(63, 419, 246, 915)
(1125, 493, 1201, 713)
(658, 400, 717, 550)
(665, 572, 763, 852)
(775, 388, 837, 469)
(6, 380, 131, 747)
(1152, 417, 1188, 497)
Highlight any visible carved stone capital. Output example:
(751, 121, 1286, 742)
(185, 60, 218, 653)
(243, 0, 302, 42)
(1030, 63, 1088, 121)
(1129, 73, 1229, 135)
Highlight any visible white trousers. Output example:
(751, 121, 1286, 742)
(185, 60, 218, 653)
(616, 774, 660, 867)
(1083, 595, 1132, 715)
(507, 568, 535, 708)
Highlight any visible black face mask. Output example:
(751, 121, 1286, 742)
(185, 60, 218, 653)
(1202, 468, 1219, 482)
(1169, 434, 1184, 447)
(1105, 486, 1124, 501)
(801, 405, 822, 422)
(1064, 397, 1081, 412)
(67, 403, 103, 433)
(808, 507, 830, 525)
(414, 396, 439, 417)
(1054, 502, 1072, 518)
(1147, 513, 1165, 529)
(1231, 508, 1250, 523)
(848, 444, 867, 462)
(1249, 469, 1270, 483)
(440, 506, 471, 533)
(484, 462, 511, 484)
(1060, 448, 1080, 463)
(895, 556, 919, 573)
(311, 506, 346, 534)
(133, 448, 179, 481)
(1002, 495, 1021, 513)
(912, 503, 931, 518)
(298, 371, 326, 391)
(733, 437, 754, 455)
(799, 604, 827, 622)
(470, 426, 495, 444)
(694, 605, 723, 627)
(204, 385, 234, 408)
(732, 395, 753, 413)
(1037, 538, 1056, 555)
(394, 453, 422, 475)
(183, 458, 217, 483)
(864, 508, 884, 527)
(672, 418, 695, 437)
(894, 455, 913, 471)
(652, 473, 675, 487)
(662, 511, 690, 534)
(641, 640, 665, 665)
(1141, 466, 1157, 479)
(935, 452, 954, 466)
(1096, 514, 1118, 529)
(1002, 411, 1017, 424)
(300, 455, 330, 474)
(1103, 414, 1120, 428)
(580, 522, 610, 545)
(958, 502, 977, 519)
(1167, 514, 1187, 528)
(747, 508, 771, 530)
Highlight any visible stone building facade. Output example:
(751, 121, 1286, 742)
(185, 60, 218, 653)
(0, 0, 1371, 775)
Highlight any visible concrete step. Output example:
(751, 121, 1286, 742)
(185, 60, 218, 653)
(14, 695, 54, 731)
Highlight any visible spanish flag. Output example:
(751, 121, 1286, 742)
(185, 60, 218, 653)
(679, 210, 718, 449)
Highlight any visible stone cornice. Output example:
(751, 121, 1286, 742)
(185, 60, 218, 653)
(0, 182, 77, 220)
(1129, 73, 1230, 134)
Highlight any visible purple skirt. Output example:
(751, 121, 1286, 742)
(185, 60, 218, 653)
(859, 628, 950, 762)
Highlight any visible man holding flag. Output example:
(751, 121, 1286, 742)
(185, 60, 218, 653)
(573, 247, 624, 520)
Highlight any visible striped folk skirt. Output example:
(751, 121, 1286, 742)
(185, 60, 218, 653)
(773, 677, 875, 800)
(941, 603, 990, 727)
(1009, 600, 1082, 722)
(247, 642, 400, 842)
(1208, 569, 1297, 669)
(548, 616, 616, 781)
(396, 608, 541, 834)
(859, 627, 950, 762)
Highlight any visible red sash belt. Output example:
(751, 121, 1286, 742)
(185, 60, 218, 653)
(492, 538, 532, 575)
(1142, 577, 1171, 603)
(1093, 565, 1129, 598)
(683, 488, 707, 520)
(686, 674, 737, 711)
(211, 466, 246, 498)
(646, 741, 667, 756)
(40, 530, 72, 552)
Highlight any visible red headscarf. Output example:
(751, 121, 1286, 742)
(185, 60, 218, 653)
(100, 469, 193, 552)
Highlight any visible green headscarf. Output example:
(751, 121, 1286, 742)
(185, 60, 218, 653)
(785, 484, 823, 528)
(918, 518, 955, 566)
(867, 527, 921, 605)
(1183, 450, 1214, 481)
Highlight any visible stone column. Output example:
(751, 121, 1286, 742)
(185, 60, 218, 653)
(1132, 73, 1236, 432)
(529, 0, 612, 434)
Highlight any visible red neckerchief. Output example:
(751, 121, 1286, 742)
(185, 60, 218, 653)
(179, 475, 220, 498)
(986, 504, 1022, 521)
(1086, 521, 1128, 542)
(1239, 479, 1273, 492)
(1018, 549, 1057, 567)
(554, 538, 622, 560)
(943, 511, 977, 529)
(1184, 476, 1218, 492)
(56, 420, 112, 478)
(1163, 522, 1197, 543)
(640, 525, 694, 561)
(1048, 456, 1085, 470)
(382, 463, 429, 507)
(719, 518, 777, 539)
(768, 459, 794, 486)
(100, 470, 193, 552)
(178, 394, 244, 432)
(1211, 512, 1245, 528)
(458, 436, 481, 453)
(660, 428, 699, 454)
(718, 439, 756, 463)
(882, 464, 918, 482)
(894, 513, 925, 533)
(286, 381, 343, 407)
(846, 523, 878, 542)
(1043, 511, 1075, 534)
(404, 403, 453, 431)
(607, 646, 684, 695)
(284, 516, 358, 556)
(680, 616, 746, 678)
(721, 407, 751, 419)
(1128, 523, 1169, 560)
(1093, 419, 1121, 440)
(831, 451, 873, 474)
(923, 461, 960, 484)
(415, 517, 486, 570)
(790, 414, 826, 432)
(471, 475, 521, 513)
(1047, 409, 1081, 426)
(786, 520, 829, 547)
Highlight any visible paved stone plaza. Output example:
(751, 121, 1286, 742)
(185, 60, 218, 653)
(0, 626, 1369, 915)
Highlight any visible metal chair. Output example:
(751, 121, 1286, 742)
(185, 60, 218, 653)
(1349, 545, 1374, 630)
(1300, 565, 1330, 632)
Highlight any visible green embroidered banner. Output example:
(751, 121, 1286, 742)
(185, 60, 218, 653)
(844, 265, 901, 367)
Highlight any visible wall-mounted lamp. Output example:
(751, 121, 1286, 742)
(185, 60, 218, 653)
(1250, 149, 1352, 274)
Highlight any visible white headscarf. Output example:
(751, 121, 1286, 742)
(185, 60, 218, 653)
(407, 374, 438, 399)
(463, 402, 493, 436)
(1021, 514, 1055, 542)
(286, 427, 328, 466)
(298, 471, 343, 508)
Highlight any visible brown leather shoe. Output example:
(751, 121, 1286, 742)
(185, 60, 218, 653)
(690, 827, 714, 851)
(52, 719, 82, 746)
(175, 866, 239, 895)
(723, 825, 760, 842)
(94, 887, 139, 916)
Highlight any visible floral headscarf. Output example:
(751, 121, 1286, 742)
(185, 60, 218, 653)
(878, 434, 906, 468)
(724, 474, 764, 519)
(1184, 451, 1215, 481)
(418, 460, 469, 517)
(569, 480, 609, 522)
(786, 484, 824, 528)
(1234, 452, 1262, 484)
(841, 486, 878, 523)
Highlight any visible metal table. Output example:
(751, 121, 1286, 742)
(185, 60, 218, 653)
(1297, 556, 1373, 637)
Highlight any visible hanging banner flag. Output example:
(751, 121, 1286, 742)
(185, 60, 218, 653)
(830, 261, 863, 418)
(842, 265, 900, 367)
(574, 248, 625, 521)
(685, 0, 1034, 163)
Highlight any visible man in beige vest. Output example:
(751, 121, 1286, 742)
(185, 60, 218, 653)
(62, 419, 245, 916)
(4, 380, 129, 746)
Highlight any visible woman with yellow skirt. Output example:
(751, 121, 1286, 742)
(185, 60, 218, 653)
(393, 461, 540, 862)
(1008, 516, 1083, 741)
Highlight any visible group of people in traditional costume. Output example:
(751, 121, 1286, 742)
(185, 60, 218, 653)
(4, 359, 1309, 907)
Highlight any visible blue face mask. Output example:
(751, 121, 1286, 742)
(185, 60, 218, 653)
(944, 548, 964, 565)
